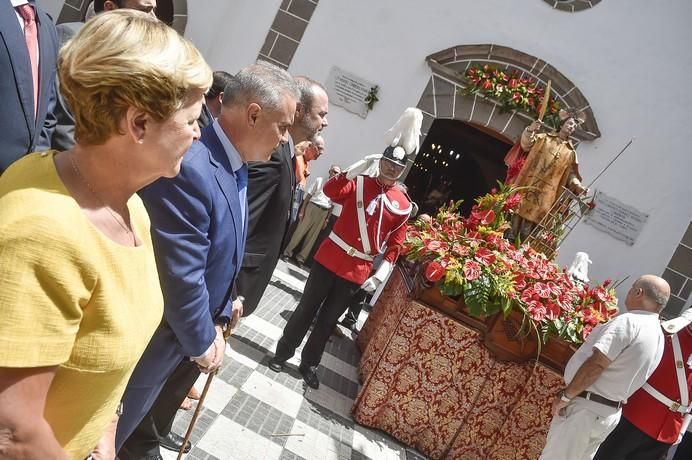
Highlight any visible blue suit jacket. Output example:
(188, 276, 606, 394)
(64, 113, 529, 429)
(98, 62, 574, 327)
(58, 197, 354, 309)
(116, 125, 247, 446)
(0, 0, 58, 173)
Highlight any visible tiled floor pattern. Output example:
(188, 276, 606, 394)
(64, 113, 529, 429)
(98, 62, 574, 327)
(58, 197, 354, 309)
(163, 264, 428, 460)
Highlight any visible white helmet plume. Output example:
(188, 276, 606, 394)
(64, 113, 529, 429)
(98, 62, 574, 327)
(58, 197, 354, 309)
(383, 107, 423, 155)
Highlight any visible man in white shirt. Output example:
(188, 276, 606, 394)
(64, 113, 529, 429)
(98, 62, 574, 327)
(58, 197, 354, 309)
(540, 274, 670, 460)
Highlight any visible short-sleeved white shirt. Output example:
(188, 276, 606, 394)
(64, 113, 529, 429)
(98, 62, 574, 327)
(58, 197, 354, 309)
(564, 310, 664, 402)
(308, 177, 332, 209)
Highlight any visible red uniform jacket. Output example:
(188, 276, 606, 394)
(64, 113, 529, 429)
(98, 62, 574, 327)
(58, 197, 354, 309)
(622, 327, 692, 443)
(314, 173, 410, 284)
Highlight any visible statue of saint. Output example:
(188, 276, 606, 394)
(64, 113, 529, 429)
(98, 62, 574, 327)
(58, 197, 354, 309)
(509, 109, 587, 241)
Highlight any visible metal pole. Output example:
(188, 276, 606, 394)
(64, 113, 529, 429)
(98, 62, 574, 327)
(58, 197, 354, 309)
(585, 138, 634, 189)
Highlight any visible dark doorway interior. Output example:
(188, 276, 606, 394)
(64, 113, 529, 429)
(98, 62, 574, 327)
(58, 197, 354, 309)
(405, 119, 512, 216)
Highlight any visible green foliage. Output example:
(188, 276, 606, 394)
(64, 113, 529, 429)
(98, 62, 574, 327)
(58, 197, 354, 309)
(464, 274, 492, 317)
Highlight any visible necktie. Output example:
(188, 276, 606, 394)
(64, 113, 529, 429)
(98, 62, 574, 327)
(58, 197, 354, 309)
(16, 4, 39, 119)
(237, 164, 248, 230)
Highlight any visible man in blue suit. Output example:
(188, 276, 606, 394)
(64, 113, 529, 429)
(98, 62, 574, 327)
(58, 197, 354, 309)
(0, 0, 58, 173)
(116, 62, 300, 460)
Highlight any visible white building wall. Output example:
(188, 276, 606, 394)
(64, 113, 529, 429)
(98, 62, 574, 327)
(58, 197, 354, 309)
(39, 0, 692, 303)
(184, 0, 282, 74)
(188, 0, 691, 301)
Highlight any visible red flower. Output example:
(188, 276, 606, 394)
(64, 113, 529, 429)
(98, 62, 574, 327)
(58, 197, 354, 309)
(503, 193, 522, 211)
(463, 260, 481, 281)
(471, 209, 495, 225)
(520, 287, 537, 304)
(527, 302, 546, 321)
(474, 247, 496, 266)
(508, 79, 518, 89)
(452, 243, 470, 257)
(466, 230, 481, 240)
(546, 302, 561, 320)
(513, 273, 527, 290)
(482, 80, 492, 90)
(534, 282, 552, 299)
(425, 240, 442, 252)
(424, 261, 446, 283)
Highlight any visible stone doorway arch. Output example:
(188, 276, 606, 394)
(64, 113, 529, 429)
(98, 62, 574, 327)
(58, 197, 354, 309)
(415, 44, 601, 146)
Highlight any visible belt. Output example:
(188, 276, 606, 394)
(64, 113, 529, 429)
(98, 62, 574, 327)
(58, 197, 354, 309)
(577, 391, 622, 409)
(309, 201, 331, 210)
(328, 232, 374, 261)
(642, 383, 692, 414)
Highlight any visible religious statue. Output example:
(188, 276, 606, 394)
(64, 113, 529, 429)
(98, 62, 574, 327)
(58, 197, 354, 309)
(509, 108, 587, 241)
(566, 251, 592, 284)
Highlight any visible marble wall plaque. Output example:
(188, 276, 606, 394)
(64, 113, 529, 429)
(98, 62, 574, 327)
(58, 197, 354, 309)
(584, 190, 649, 246)
(325, 66, 376, 119)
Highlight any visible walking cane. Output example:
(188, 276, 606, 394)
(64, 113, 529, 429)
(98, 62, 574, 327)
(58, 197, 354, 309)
(176, 318, 235, 459)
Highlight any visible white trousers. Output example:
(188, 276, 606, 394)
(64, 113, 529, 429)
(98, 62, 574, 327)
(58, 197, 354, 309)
(540, 398, 621, 460)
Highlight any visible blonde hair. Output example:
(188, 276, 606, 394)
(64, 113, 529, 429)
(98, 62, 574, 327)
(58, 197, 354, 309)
(59, 10, 213, 145)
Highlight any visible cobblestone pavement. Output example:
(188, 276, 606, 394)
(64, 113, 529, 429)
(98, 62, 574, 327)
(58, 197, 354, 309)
(163, 260, 427, 460)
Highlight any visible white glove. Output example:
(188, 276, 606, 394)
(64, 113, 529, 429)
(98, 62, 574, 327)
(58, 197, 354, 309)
(345, 154, 381, 180)
(675, 414, 691, 444)
(360, 261, 392, 293)
(361, 276, 380, 293)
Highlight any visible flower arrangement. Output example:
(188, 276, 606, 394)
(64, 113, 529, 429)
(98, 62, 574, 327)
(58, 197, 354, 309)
(364, 85, 380, 112)
(403, 184, 618, 345)
(461, 64, 561, 130)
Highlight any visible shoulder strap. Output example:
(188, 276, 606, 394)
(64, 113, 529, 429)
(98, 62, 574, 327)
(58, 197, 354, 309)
(355, 176, 371, 254)
(672, 333, 689, 406)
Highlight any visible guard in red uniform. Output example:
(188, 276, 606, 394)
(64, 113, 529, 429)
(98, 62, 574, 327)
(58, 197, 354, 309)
(594, 309, 692, 460)
(268, 108, 422, 389)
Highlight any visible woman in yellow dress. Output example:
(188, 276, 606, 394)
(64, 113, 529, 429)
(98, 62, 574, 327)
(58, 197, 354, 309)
(0, 10, 212, 459)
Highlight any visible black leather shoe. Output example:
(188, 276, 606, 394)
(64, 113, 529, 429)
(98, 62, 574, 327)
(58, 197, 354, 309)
(299, 365, 320, 389)
(268, 357, 285, 372)
(159, 431, 191, 453)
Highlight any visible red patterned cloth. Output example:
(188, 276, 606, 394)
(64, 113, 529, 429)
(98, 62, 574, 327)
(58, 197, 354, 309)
(356, 271, 410, 381)
(353, 270, 563, 459)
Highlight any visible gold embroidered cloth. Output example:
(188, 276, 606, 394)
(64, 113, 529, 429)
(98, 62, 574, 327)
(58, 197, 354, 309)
(353, 270, 562, 459)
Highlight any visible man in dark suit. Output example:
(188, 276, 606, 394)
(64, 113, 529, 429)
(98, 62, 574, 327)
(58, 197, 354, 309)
(116, 62, 299, 460)
(238, 76, 329, 317)
(0, 0, 58, 173)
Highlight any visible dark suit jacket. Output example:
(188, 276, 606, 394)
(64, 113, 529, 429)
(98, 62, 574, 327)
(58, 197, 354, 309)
(116, 125, 247, 447)
(236, 139, 295, 315)
(50, 21, 83, 151)
(0, 0, 58, 172)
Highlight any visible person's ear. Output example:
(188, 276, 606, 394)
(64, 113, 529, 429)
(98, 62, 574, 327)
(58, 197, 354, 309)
(294, 101, 304, 119)
(124, 106, 149, 145)
(247, 103, 261, 128)
(217, 92, 224, 106)
(104, 1, 118, 11)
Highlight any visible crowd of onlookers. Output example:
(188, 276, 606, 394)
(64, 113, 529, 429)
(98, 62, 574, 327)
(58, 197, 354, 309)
(0, 2, 691, 460)
(0, 1, 339, 458)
